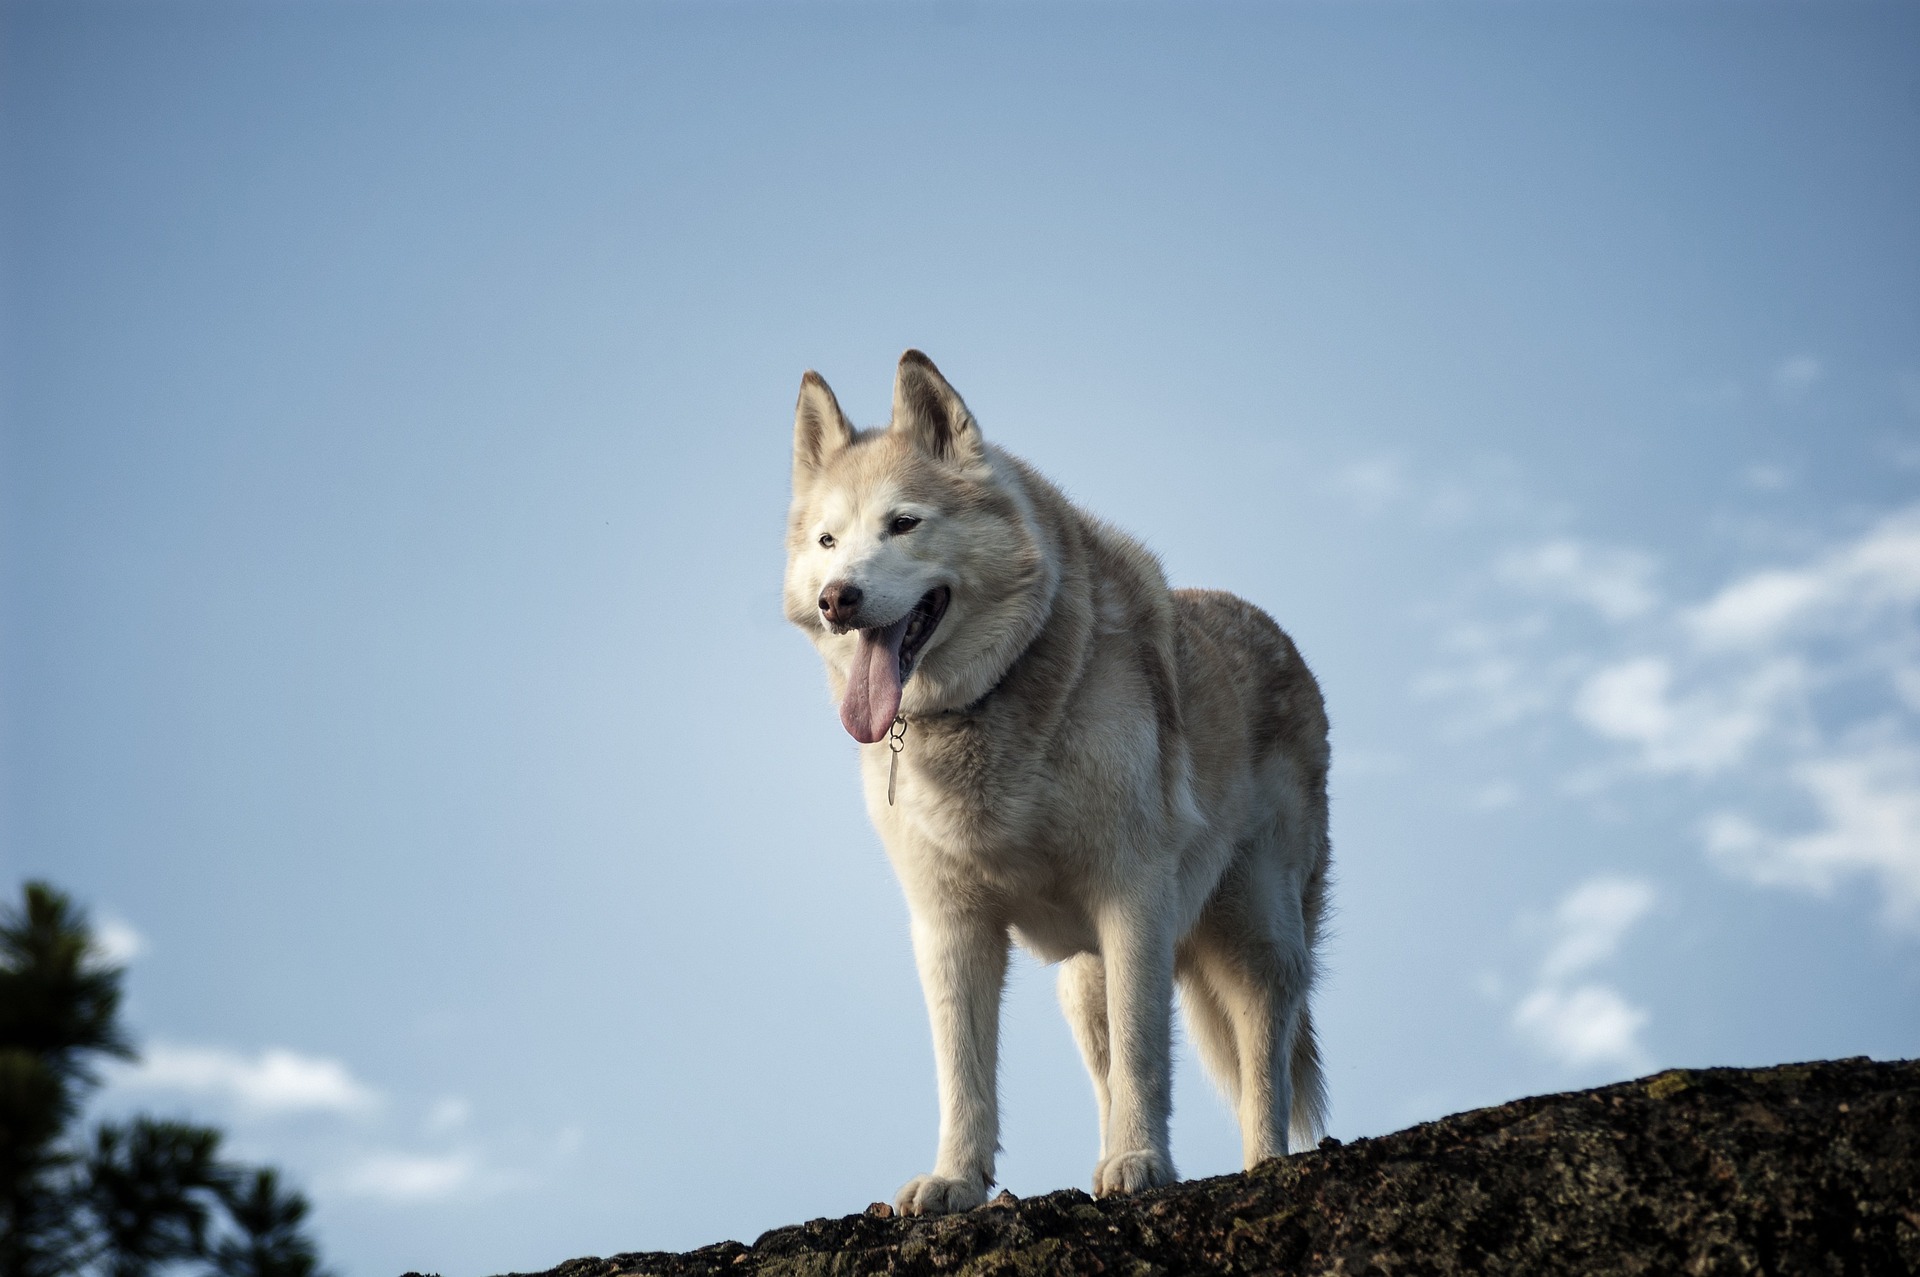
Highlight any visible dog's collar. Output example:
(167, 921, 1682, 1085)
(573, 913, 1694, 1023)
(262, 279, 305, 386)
(907, 663, 1013, 724)
(886, 665, 1014, 806)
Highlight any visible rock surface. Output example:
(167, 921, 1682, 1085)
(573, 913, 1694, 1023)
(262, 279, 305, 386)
(474, 1058, 1916, 1276)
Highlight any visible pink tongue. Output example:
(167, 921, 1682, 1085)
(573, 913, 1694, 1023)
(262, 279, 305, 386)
(840, 616, 910, 744)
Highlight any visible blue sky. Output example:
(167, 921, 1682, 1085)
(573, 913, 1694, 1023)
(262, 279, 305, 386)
(3, 2, 1917, 1274)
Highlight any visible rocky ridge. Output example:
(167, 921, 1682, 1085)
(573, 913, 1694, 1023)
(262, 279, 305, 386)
(478, 1057, 1916, 1276)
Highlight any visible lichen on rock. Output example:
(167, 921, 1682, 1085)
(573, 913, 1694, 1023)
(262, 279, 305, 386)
(464, 1057, 1918, 1277)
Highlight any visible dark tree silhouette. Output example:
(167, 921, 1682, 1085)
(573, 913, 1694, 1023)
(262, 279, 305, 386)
(0, 882, 133, 1277)
(85, 1121, 225, 1277)
(0, 1043, 87, 1277)
(0, 884, 134, 1077)
(207, 1171, 323, 1277)
(0, 882, 329, 1277)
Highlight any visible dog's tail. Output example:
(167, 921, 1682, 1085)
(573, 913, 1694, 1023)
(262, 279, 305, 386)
(1288, 1003, 1329, 1151)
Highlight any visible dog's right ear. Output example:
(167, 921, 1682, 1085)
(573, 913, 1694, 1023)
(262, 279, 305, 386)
(793, 370, 854, 490)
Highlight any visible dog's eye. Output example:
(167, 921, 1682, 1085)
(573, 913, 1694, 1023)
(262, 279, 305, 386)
(889, 515, 921, 535)
(817, 533, 835, 549)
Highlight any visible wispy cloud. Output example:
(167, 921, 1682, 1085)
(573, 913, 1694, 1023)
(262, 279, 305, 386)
(1500, 540, 1657, 622)
(1512, 876, 1656, 1073)
(337, 1150, 479, 1202)
(1685, 505, 1920, 651)
(90, 915, 146, 966)
(1414, 616, 1564, 737)
(1514, 984, 1651, 1071)
(1572, 655, 1803, 777)
(119, 1043, 379, 1116)
(1670, 507, 1920, 928)
(1424, 501, 1920, 933)
(1329, 451, 1544, 529)
(1537, 877, 1657, 982)
(1706, 735, 1920, 927)
(331, 1121, 579, 1204)
(106, 1045, 555, 1213)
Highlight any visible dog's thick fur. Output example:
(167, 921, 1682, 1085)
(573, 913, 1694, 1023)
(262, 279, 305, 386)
(784, 352, 1330, 1215)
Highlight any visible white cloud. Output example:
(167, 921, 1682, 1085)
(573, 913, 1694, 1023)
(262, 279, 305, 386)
(110, 1051, 540, 1209)
(1513, 983, 1652, 1072)
(1429, 501, 1920, 934)
(121, 1043, 378, 1116)
(338, 1150, 478, 1202)
(1414, 617, 1564, 737)
(1573, 656, 1803, 776)
(1538, 876, 1657, 982)
(1660, 508, 1919, 925)
(1511, 876, 1656, 1074)
(1500, 540, 1657, 622)
(1686, 505, 1920, 650)
(90, 915, 146, 966)
(332, 1123, 576, 1203)
(1688, 570, 1826, 648)
(1706, 737, 1920, 929)
(1574, 658, 1673, 753)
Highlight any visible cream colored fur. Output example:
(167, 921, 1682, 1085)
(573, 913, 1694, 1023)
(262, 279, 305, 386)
(784, 351, 1331, 1215)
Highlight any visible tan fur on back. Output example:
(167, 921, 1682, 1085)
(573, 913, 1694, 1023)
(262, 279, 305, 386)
(786, 352, 1330, 1215)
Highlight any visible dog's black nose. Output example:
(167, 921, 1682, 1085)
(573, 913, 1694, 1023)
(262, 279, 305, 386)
(819, 581, 863, 626)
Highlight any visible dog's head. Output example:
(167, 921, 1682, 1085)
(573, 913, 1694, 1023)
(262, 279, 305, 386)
(784, 351, 1055, 743)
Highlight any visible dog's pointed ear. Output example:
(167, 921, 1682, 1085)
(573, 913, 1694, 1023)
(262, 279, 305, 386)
(890, 350, 984, 466)
(793, 370, 854, 490)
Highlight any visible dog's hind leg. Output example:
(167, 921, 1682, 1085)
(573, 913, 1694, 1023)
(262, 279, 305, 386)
(1174, 951, 1241, 1113)
(1057, 953, 1112, 1159)
(1189, 939, 1298, 1167)
(1186, 870, 1312, 1169)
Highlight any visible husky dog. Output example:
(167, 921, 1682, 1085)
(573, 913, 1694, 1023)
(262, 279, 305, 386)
(784, 351, 1330, 1216)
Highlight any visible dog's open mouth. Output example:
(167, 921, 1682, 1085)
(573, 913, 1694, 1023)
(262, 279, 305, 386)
(897, 586, 950, 683)
(840, 587, 951, 745)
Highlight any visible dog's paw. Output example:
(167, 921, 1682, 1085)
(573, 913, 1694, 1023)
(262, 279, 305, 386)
(1092, 1148, 1176, 1197)
(894, 1173, 989, 1216)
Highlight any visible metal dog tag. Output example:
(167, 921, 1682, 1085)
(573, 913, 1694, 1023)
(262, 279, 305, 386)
(887, 715, 907, 805)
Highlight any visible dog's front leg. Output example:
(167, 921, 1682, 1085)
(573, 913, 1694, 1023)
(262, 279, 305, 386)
(895, 908, 1007, 1216)
(1092, 901, 1178, 1196)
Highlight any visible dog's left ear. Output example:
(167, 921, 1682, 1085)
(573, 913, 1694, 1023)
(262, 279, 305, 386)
(891, 350, 984, 466)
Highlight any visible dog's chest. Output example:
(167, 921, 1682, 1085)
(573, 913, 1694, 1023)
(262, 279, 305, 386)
(881, 801, 1098, 954)
(875, 752, 1138, 956)
(875, 713, 1051, 837)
